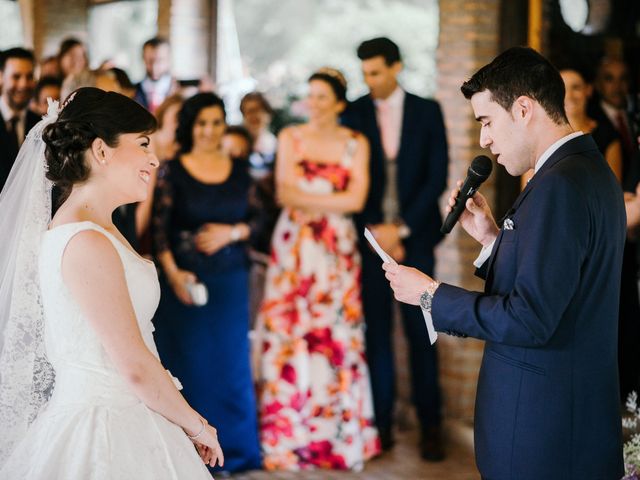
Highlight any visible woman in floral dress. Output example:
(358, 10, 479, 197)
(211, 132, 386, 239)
(255, 68, 381, 471)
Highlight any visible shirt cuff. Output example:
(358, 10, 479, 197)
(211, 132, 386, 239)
(473, 239, 496, 268)
(419, 307, 438, 345)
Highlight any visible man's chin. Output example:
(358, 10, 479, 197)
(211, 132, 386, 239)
(9, 100, 30, 111)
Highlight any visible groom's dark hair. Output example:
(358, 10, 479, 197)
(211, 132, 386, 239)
(461, 46, 568, 125)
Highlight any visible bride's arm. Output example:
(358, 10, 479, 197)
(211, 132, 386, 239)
(62, 230, 223, 468)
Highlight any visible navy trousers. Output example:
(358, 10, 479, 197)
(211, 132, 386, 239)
(360, 247, 442, 433)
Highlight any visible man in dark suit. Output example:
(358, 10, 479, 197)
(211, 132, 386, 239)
(341, 37, 448, 460)
(384, 47, 625, 479)
(134, 37, 175, 114)
(0, 47, 39, 192)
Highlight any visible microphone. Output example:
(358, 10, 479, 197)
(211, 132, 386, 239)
(440, 155, 493, 234)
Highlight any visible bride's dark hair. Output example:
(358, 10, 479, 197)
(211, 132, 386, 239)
(43, 87, 157, 201)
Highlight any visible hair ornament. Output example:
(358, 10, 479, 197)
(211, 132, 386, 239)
(315, 67, 347, 89)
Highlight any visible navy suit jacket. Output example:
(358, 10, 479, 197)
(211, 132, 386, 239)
(433, 135, 625, 479)
(0, 109, 40, 192)
(342, 92, 448, 270)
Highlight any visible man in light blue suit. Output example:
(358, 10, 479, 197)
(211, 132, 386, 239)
(383, 47, 625, 479)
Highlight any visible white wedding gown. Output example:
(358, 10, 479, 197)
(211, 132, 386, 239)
(0, 222, 212, 479)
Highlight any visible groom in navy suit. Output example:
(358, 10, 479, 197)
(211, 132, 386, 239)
(384, 47, 625, 479)
(341, 37, 449, 460)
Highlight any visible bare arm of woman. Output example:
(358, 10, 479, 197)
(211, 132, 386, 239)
(276, 129, 370, 214)
(62, 230, 223, 467)
(604, 139, 623, 183)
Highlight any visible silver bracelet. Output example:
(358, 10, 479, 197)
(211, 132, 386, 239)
(229, 224, 242, 242)
(186, 418, 206, 439)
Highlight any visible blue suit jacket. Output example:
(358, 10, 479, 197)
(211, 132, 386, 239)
(433, 135, 625, 479)
(341, 92, 448, 269)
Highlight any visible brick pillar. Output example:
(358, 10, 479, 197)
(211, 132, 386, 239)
(169, 0, 212, 80)
(157, 0, 172, 39)
(30, 0, 89, 59)
(435, 0, 501, 420)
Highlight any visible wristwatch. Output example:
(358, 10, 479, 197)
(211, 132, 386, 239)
(420, 280, 440, 313)
(397, 223, 411, 240)
(229, 224, 242, 242)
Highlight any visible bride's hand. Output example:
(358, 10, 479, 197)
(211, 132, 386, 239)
(189, 424, 224, 468)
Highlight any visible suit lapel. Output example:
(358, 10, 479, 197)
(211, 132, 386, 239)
(396, 92, 413, 204)
(484, 134, 600, 290)
(364, 96, 383, 158)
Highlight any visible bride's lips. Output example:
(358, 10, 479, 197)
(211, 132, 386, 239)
(139, 170, 151, 184)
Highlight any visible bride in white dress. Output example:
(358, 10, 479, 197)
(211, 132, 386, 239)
(0, 88, 223, 479)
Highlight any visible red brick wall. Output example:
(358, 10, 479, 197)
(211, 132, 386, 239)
(434, 0, 501, 421)
(31, 0, 89, 59)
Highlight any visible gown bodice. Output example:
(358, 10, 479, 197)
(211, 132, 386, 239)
(39, 221, 168, 406)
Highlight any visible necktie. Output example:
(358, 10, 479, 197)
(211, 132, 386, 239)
(7, 116, 19, 155)
(616, 111, 635, 157)
(378, 101, 399, 160)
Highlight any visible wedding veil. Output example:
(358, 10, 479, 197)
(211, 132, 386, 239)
(0, 100, 59, 465)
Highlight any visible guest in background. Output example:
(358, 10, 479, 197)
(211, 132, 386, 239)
(60, 69, 121, 100)
(222, 125, 253, 159)
(255, 68, 380, 471)
(152, 93, 261, 474)
(57, 38, 88, 79)
(31, 76, 62, 115)
(591, 57, 638, 188)
(221, 124, 279, 329)
(38, 55, 61, 79)
(109, 67, 137, 99)
(150, 94, 183, 164)
(0, 47, 39, 192)
(561, 67, 622, 180)
(589, 57, 640, 401)
(341, 37, 449, 460)
(241, 92, 277, 178)
(135, 37, 176, 113)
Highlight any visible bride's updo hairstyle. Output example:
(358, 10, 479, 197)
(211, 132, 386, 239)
(43, 87, 157, 201)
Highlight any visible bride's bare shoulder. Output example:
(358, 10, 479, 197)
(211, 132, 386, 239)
(62, 229, 124, 279)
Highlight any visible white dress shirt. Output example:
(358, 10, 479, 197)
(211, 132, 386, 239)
(0, 97, 27, 146)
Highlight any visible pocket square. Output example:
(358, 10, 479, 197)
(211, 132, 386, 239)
(503, 218, 515, 230)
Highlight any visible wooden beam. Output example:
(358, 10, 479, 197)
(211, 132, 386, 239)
(528, 0, 543, 51)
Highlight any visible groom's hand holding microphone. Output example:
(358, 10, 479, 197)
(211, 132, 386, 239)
(384, 155, 497, 305)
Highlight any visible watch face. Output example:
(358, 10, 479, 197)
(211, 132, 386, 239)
(420, 291, 432, 310)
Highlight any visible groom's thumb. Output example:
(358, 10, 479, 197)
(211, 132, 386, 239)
(466, 197, 481, 215)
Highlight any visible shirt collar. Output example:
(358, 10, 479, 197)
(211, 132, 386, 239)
(142, 74, 172, 91)
(0, 96, 25, 124)
(534, 131, 584, 174)
(374, 86, 405, 108)
(600, 99, 624, 121)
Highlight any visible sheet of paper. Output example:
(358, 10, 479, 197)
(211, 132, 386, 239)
(364, 228, 396, 264)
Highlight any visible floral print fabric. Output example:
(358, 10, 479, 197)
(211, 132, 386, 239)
(256, 134, 380, 471)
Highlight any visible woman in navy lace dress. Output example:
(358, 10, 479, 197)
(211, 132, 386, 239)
(152, 93, 261, 474)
